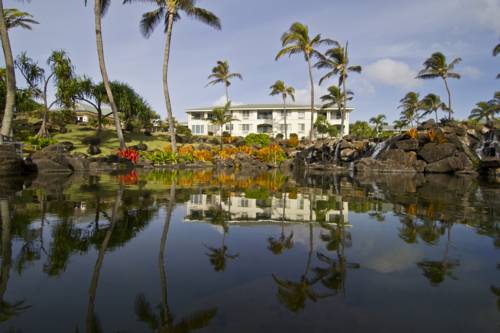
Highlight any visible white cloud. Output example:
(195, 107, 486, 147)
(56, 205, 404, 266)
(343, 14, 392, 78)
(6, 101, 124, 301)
(473, 0, 500, 34)
(351, 77, 376, 97)
(212, 96, 244, 106)
(462, 66, 482, 79)
(292, 84, 328, 105)
(364, 58, 422, 90)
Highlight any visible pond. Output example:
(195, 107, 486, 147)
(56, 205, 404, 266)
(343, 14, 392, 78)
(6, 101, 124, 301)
(0, 170, 499, 333)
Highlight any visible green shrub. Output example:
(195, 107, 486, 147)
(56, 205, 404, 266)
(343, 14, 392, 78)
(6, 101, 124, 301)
(142, 151, 179, 165)
(245, 133, 270, 147)
(26, 136, 57, 150)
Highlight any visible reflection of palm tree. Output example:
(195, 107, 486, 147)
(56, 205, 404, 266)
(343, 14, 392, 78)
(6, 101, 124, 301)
(417, 224, 460, 286)
(267, 193, 294, 255)
(85, 188, 123, 333)
(0, 200, 31, 322)
(272, 224, 329, 312)
(136, 181, 218, 332)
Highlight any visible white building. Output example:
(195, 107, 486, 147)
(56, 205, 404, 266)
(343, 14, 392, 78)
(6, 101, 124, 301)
(186, 104, 352, 139)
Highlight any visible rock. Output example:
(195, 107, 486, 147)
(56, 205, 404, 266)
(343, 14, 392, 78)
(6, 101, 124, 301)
(420, 119, 437, 130)
(395, 139, 419, 151)
(339, 141, 354, 150)
(131, 143, 148, 151)
(33, 158, 73, 174)
(355, 149, 426, 173)
(425, 153, 472, 173)
(42, 142, 74, 153)
(87, 145, 101, 155)
(0, 144, 29, 176)
(443, 125, 466, 137)
(418, 143, 456, 163)
(340, 148, 357, 162)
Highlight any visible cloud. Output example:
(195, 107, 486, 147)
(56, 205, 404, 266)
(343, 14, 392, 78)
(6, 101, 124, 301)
(473, 0, 500, 34)
(293, 84, 328, 105)
(364, 58, 422, 90)
(462, 66, 482, 79)
(212, 96, 244, 106)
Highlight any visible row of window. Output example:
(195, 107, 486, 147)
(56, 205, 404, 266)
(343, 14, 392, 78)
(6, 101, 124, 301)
(191, 111, 342, 121)
(192, 124, 307, 134)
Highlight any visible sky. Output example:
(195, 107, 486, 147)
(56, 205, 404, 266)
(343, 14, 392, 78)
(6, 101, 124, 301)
(5, 0, 500, 123)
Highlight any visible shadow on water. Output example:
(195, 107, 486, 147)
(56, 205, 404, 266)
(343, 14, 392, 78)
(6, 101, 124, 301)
(0, 169, 498, 332)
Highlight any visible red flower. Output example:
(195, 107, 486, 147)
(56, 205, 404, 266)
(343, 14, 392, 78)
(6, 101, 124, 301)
(118, 149, 139, 164)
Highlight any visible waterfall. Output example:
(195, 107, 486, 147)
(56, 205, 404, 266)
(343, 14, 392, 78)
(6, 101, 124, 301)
(476, 129, 500, 161)
(370, 136, 401, 159)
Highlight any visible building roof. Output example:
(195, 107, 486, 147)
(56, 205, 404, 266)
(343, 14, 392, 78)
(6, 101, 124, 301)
(54, 103, 111, 114)
(186, 103, 354, 112)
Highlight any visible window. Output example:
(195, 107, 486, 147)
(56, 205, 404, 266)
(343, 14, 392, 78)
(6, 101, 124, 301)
(279, 124, 289, 132)
(225, 124, 234, 131)
(297, 198, 304, 210)
(192, 125, 204, 135)
(191, 113, 203, 120)
(298, 112, 305, 119)
(240, 198, 249, 208)
(298, 124, 305, 132)
(242, 111, 250, 120)
(207, 125, 218, 133)
(258, 111, 273, 120)
(191, 194, 203, 205)
(206, 113, 215, 120)
(241, 124, 251, 132)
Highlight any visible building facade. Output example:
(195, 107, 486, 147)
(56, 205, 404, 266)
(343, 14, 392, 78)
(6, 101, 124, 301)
(186, 104, 352, 138)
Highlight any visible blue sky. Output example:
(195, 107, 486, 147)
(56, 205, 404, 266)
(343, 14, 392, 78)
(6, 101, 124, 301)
(6, 0, 500, 122)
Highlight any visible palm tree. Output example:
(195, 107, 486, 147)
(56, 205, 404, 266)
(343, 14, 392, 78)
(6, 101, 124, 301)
(398, 92, 421, 127)
(267, 193, 294, 255)
(270, 80, 295, 139)
(276, 22, 336, 142)
(494, 42, 500, 79)
(124, 0, 221, 154)
(206, 60, 242, 135)
(320, 86, 353, 124)
(416, 52, 461, 120)
(469, 101, 497, 124)
(4, 8, 38, 30)
(315, 42, 362, 137)
(392, 119, 407, 134)
(421, 93, 446, 122)
(369, 114, 387, 138)
(0, 2, 38, 143)
(84, 0, 126, 150)
(210, 102, 237, 150)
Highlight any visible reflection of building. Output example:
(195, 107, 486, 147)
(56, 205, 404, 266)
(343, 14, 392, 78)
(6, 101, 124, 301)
(185, 193, 349, 224)
(186, 104, 352, 138)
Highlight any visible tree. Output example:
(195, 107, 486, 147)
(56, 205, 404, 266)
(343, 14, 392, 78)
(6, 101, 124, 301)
(85, 0, 127, 150)
(0, 3, 39, 143)
(416, 52, 461, 120)
(398, 92, 421, 127)
(270, 80, 295, 139)
(421, 93, 446, 122)
(15, 51, 76, 137)
(206, 60, 242, 135)
(210, 102, 237, 150)
(315, 42, 361, 137)
(276, 22, 336, 142)
(469, 93, 499, 124)
(494, 42, 500, 79)
(369, 114, 387, 138)
(392, 119, 407, 133)
(124, 0, 221, 154)
(350, 121, 373, 139)
(4, 8, 38, 30)
(74, 77, 108, 132)
(320, 85, 352, 138)
(314, 114, 338, 138)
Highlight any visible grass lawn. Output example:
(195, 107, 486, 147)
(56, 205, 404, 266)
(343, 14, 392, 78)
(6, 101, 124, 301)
(52, 125, 171, 156)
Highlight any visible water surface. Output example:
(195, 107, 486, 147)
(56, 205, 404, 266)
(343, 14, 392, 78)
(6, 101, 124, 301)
(0, 170, 499, 333)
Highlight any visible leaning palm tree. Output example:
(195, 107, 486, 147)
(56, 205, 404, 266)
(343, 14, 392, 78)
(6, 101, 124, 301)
(210, 102, 237, 150)
(124, 0, 221, 154)
(398, 92, 421, 127)
(276, 22, 336, 142)
(4, 8, 38, 30)
(494, 42, 500, 79)
(369, 114, 387, 138)
(416, 52, 461, 120)
(315, 42, 361, 137)
(84, 0, 127, 150)
(421, 93, 447, 122)
(392, 119, 407, 134)
(270, 80, 295, 139)
(320, 85, 353, 112)
(469, 101, 496, 124)
(206, 60, 242, 135)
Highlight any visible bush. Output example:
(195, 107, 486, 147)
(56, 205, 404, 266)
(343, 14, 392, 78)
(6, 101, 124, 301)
(26, 136, 57, 150)
(287, 133, 299, 148)
(142, 150, 178, 165)
(275, 133, 284, 140)
(193, 149, 213, 162)
(118, 149, 139, 164)
(245, 133, 270, 147)
(256, 144, 286, 164)
(82, 136, 101, 146)
(176, 124, 192, 138)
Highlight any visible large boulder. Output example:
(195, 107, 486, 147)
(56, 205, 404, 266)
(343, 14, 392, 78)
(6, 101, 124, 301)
(0, 145, 29, 176)
(394, 139, 419, 152)
(424, 153, 473, 173)
(355, 149, 426, 173)
(31, 143, 87, 173)
(418, 143, 457, 163)
(87, 145, 101, 155)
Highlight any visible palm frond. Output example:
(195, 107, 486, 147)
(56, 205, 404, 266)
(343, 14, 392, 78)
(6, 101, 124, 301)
(184, 6, 221, 30)
(275, 45, 303, 60)
(447, 72, 461, 80)
(348, 65, 362, 73)
(139, 8, 164, 38)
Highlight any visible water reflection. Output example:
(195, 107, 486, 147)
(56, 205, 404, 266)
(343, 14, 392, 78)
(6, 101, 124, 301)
(0, 169, 498, 332)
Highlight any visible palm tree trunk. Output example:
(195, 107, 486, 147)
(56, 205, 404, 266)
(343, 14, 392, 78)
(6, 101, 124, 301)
(341, 78, 347, 138)
(220, 125, 223, 150)
(0, 0, 16, 144)
(283, 96, 287, 139)
(435, 110, 438, 123)
(225, 84, 232, 136)
(0, 200, 12, 301)
(37, 77, 53, 138)
(162, 12, 177, 154)
(443, 78, 452, 121)
(307, 56, 315, 142)
(94, 0, 126, 151)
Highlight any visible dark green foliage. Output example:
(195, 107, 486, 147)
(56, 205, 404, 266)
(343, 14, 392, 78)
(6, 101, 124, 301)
(245, 133, 270, 147)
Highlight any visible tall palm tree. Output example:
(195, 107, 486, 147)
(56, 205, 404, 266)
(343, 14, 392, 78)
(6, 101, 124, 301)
(85, 0, 126, 150)
(4, 8, 38, 30)
(416, 52, 461, 120)
(0, 1, 38, 143)
(270, 80, 295, 139)
(124, 0, 221, 154)
(276, 22, 336, 142)
(421, 93, 446, 123)
(320, 85, 352, 141)
(469, 101, 497, 124)
(206, 60, 242, 135)
(210, 102, 237, 150)
(267, 193, 294, 255)
(315, 42, 361, 137)
(392, 119, 407, 134)
(494, 42, 500, 79)
(369, 114, 387, 138)
(398, 92, 421, 127)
